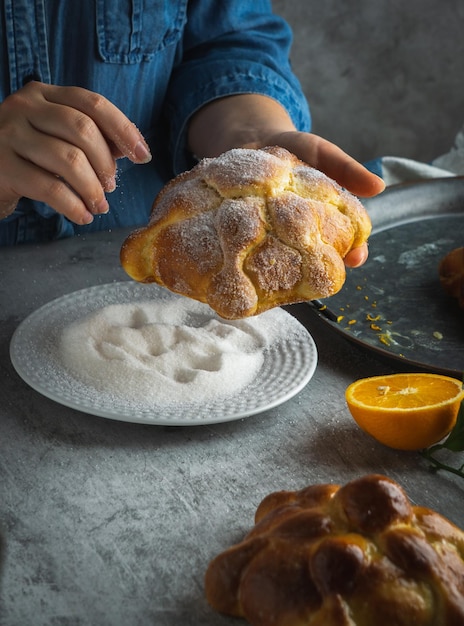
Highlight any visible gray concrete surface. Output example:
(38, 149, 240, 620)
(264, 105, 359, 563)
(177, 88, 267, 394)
(274, 0, 464, 163)
(1, 229, 464, 626)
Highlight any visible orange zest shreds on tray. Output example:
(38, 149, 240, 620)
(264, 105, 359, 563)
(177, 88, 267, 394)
(379, 333, 391, 346)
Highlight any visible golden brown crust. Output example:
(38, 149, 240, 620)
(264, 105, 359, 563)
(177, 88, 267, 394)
(439, 247, 464, 309)
(120, 147, 371, 319)
(204, 474, 464, 626)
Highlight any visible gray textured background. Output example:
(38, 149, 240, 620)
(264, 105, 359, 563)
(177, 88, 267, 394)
(273, 0, 464, 164)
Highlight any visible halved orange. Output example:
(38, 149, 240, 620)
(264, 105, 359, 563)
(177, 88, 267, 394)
(345, 373, 464, 451)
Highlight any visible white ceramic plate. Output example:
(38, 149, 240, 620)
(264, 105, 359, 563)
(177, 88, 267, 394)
(10, 282, 317, 425)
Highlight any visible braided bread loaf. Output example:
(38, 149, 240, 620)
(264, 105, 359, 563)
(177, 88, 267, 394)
(205, 474, 464, 626)
(120, 147, 371, 319)
(439, 247, 464, 309)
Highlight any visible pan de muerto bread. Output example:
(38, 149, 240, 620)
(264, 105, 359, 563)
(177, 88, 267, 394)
(205, 474, 464, 626)
(439, 247, 464, 309)
(120, 146, 371, 319)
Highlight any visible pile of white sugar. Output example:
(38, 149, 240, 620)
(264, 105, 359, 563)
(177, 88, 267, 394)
(59, 298, 286, 406)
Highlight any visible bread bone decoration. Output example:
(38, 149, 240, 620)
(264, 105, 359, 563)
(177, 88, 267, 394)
(439, 246, 464, 309)
(205, 474, 464, 626)
(120, 146, 371, 319)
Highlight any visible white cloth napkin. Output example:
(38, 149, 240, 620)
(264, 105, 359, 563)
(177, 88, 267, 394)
(368, 124, 464, 186)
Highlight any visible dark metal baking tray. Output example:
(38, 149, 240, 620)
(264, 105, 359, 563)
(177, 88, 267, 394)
(308, 177, 464, 377)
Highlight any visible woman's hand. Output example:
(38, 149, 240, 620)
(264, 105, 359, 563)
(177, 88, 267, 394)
(188, 94, 385, 268)
(0, 81, 151, 224)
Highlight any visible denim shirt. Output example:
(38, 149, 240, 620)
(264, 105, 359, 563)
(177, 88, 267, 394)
(0, 0, 310, 245)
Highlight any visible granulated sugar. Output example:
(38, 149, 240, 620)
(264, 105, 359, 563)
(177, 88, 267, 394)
(59, 298, 285, 406)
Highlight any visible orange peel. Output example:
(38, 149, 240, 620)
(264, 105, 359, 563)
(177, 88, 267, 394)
(346, 373, 464, 450)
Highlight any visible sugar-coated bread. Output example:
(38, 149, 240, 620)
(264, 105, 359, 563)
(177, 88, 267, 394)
(205, 474, 464, 626)
(120, 147, 371, 319)
(439, 246, 464, 309)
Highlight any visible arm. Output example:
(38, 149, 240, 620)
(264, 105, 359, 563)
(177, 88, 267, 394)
(165, 0, 311, 174)
(188, 93, 385, 198)
(188, 94, 385, 267)
(166, 2, 383, 266)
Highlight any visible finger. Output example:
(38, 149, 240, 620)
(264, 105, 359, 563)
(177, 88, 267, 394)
(40, 84, 152, 164)
(0, 198, 19, 220)
(12, 125, 110, 215)
(2, 84, 118, 193)
(322, 155, 385, 198)
(28, 103, 117, 192)
(276, 132, 385, 198)
(1, 153, 99, 225)
(344, 243, 369, 268)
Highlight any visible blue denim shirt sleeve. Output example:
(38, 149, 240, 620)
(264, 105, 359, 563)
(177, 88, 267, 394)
(166, 0, 311, 174)
(0, 0, 311, 245)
